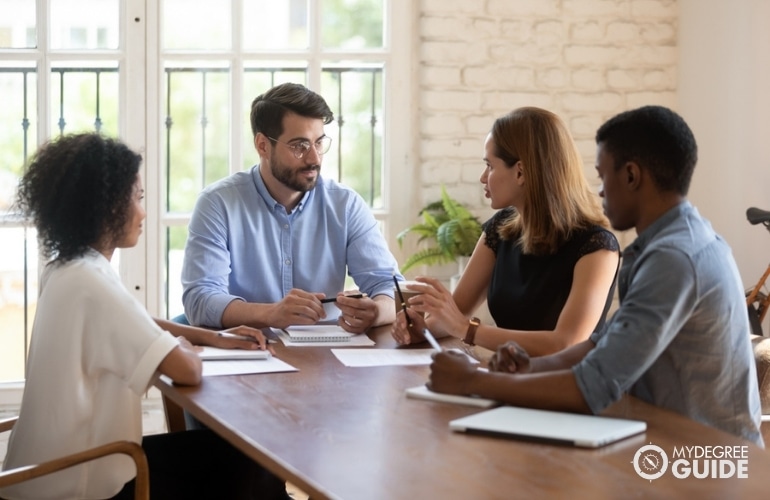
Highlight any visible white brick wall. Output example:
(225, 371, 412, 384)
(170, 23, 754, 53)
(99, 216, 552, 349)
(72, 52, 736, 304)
(417, 0, 679, 238)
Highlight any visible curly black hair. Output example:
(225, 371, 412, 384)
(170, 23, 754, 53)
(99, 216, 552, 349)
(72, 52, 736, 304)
(595, 105, 698, 196)
(15, 133, 142, 262)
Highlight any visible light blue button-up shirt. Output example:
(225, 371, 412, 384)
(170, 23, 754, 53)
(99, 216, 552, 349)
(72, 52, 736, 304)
(573, 202, 763, 445)
(181, 165, 401, 327)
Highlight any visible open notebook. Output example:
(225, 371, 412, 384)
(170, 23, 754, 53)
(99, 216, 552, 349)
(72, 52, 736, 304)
(406, 385, 497, 408)
(449, 406, 646, 448)
(284, 324, 354, 342)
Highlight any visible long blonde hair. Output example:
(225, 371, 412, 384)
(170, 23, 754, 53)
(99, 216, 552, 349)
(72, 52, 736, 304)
(492, 107, 608, 254)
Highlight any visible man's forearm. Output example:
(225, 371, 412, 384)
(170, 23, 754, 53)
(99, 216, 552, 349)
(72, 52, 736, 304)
(529, 339, 596, 373)
(221, 299, 271, 329)
(468, 369, 591, 413)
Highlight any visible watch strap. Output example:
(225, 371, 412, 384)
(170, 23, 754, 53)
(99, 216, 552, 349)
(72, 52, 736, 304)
(464, 316, 481, 346)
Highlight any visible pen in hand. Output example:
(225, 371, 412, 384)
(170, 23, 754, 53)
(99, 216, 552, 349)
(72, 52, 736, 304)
(392, 276, 414, 328)
(422, 328, 442, 352)
(320, 293, 365, 304)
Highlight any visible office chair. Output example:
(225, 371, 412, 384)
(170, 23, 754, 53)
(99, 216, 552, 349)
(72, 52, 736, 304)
(0, 417, 149, 500)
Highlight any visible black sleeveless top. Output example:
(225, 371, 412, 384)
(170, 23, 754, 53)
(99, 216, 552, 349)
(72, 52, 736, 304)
(484, 208, 619, 332)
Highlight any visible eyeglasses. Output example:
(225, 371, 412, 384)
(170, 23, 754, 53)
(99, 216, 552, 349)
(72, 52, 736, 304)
(266, 135, 333, 159)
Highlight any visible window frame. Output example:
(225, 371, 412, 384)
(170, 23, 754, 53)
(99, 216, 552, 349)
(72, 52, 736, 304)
(140, 0, 415, 318)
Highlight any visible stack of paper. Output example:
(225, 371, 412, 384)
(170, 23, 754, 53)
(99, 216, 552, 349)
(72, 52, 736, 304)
(198, 346, 271, 360)
(198, 347, 297, 377)
(274, 326, 375, 347)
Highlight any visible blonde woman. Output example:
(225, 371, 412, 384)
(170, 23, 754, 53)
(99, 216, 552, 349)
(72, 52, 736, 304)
(392, 107, 619, 356)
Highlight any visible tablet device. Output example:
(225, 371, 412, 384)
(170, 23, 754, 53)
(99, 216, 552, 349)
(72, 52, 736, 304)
(449, 406, 646, 448)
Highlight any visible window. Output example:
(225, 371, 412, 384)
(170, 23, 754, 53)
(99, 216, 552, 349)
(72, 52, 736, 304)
(0, 0, 411, 383)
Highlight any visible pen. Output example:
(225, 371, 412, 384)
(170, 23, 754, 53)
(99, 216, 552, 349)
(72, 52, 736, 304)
(422, 328, 442, 352)
(320, 293, 365, 303)
(392, 276, 414, 328)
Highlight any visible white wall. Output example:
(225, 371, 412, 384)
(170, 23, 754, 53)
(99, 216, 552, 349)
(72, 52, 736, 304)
(415, 0, 770, 309)
(414, 0, 679, 267)
(679, 0, 770, 307)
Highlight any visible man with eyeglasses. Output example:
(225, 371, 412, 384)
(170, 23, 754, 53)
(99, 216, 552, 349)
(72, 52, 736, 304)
(181, 82, 401, 335)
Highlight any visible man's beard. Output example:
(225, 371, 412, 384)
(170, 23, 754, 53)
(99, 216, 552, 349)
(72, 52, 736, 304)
(270, 150, 319, 192)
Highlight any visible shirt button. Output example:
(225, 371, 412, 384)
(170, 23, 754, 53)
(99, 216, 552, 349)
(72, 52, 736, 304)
(284, 224, 289, 229)
(285, 259, 291, 265)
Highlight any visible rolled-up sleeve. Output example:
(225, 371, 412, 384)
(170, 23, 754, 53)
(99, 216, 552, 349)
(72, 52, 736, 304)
(345, 194, 402, 298)
(182, 191, 244, 327)
(573, 248, 697, 414)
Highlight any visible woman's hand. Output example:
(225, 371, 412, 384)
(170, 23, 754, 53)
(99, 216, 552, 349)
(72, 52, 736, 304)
(390, 307, 428, 345)
(215, 325, 274, 354)
(406, 277, 469, 339)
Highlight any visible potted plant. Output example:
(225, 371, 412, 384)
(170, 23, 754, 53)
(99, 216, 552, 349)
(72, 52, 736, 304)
(397, 185, 483, 275)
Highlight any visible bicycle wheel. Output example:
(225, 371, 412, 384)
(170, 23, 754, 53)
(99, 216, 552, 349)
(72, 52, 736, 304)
(747, 290, 767, 337)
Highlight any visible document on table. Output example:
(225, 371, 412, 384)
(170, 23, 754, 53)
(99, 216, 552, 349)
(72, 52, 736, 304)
(202, 357, 298, 377)
(198, 346, 271, 361)
(405, 385, 498, 408)
(272, 327, 375, 347)
(331, 348, 479, 367)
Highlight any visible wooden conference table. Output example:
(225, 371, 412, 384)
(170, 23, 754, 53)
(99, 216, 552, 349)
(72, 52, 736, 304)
(155, 326, 770, 499)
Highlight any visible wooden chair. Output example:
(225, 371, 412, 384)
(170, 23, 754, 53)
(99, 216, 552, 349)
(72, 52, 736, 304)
(0, 417, 149, 500)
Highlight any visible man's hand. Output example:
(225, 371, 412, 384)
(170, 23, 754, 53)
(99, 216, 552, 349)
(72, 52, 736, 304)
(488, 341, 531, 374)
(265, 289, 326, 329)
(335, 293, 377, 334)
(427, 350, 477, 395)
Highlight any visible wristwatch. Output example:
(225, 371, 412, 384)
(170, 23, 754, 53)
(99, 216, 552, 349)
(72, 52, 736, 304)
(463, 317, 481, 346)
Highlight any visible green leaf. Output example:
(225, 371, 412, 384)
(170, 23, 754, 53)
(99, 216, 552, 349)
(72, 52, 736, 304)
(399, 247, 455, 274)
(397, 184, 484, 267)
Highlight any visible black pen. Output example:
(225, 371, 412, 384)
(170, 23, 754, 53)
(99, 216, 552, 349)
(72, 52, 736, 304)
(392, 276, 414, 328)
(320, 293, 365, 303)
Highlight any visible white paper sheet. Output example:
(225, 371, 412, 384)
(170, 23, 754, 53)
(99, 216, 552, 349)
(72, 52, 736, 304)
(198, 346, 271, 361)
(202, 357, 298, 377)
(331, 348, 481, 367)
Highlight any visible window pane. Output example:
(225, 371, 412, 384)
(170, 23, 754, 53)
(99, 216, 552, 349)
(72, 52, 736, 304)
(50, 0, 119, 49)
(322, 0, 384, 49)
(0, 226, 38, 383)
(163, 0, 231, 50)
(0, 0, 36, 48)
(164, 63, 231, 213)
(241, 63, 307, 170)
(50, 62, 119, 136)
(321, 63, 384, 208)
(243, 0, 308, 50)
(0, 62, 37, 209)
(165, 225, 188, 319)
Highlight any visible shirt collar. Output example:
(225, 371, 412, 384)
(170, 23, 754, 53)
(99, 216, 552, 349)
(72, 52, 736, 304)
(251, 164, 315, 213)
(626, 200, 693, 255)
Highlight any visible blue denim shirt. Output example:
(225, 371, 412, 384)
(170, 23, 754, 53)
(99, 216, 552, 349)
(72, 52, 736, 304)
(181, 165, 401, 327)
(574, 202, 763, 445)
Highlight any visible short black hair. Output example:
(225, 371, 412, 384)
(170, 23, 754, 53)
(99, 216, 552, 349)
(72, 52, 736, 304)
(15, 133, 142, 262)
(249, 82, 334, 139)
(595, 105, 698, 195)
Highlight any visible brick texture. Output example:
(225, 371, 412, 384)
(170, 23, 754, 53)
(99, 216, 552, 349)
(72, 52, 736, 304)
(418, 0, 679, 217)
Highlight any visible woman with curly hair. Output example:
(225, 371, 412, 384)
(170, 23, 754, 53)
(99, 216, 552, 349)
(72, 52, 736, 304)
(392, 107, 620, 357)
(0, 133, 279, 499)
